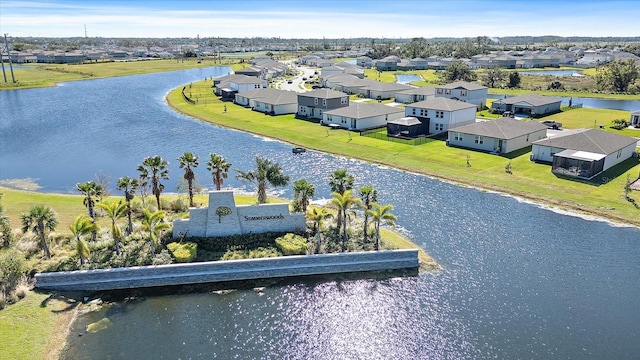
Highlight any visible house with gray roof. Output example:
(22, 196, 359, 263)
(235, 88, 298, 115)
(405, 98, 477, 135)
(447, 117, 548, 154)
(491, 94, 562, 117)
(213, 74, 267, 98)
(322, 103, 404, 130)
(375, 56, 401, 71)
(630, 110, 640, 127)
(530, 128, 637, 179)
(435, 81, 488, 109)
(358, 82, 413, 100)
(297, 89, 350, 120)
(394, 87, 436, 104)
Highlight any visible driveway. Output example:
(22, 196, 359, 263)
(276, 64, 316, 93)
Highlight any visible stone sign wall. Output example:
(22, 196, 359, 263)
(172, 190, 306, 238)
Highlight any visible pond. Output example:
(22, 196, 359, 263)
(488, 93, 640, 111)
(396, 74, 421, 84)
(0, 69, 639, 359)
(519, 70, 584, 77)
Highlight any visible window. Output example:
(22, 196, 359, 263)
(420, 109, 425, 117)
(412, 108, 416, 115)
(322, 99, 327, 106)
(617, 149, 622, 158)
(327, 115, 332, 121)
(454, 132, 463, 141)
(314, 98, 318, 105)
(436, 111, 444, 118)
(341, 97, 348, 104)
(435, 123, 444, 131)
(437, 89, 443, 94)
(475, 135, 484, 144)
(460, 90, 467, 97)
(445, 89, 451, 95)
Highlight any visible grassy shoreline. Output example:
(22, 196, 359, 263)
(166, 81, 640, 227)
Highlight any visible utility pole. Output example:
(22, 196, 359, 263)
(3, 34, 16, 83)
(1, 47, 7, 83)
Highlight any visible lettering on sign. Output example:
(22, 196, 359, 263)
(244, 213, 285, 221)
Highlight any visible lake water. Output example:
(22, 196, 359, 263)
(519, 70, 584, 77)
(0, 69, 639, 359)
(488, 93, 640, 111)
(396, 74, 421, 84)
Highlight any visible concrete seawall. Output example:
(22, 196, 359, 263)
(34, 250, 419, 292)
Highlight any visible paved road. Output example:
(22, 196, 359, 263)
(275, 64, 317, 93)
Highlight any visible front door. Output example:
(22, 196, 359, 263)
(495, 139, 503, 153)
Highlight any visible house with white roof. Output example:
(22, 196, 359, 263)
(435, 81, 488, 109)
(405, 98, 477, 135)
(530, 129, 637, 179)
(447, 117, 548, 154)
(322, 103, 404, 130)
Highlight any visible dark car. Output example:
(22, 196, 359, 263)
(287, 80, 293, 84)
(541, 120, 562, 129)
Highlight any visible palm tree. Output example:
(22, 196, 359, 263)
(69, 214, 98, 265)
(141, 209, 170, 257)
(236, 156, 290, 204)
(359, 185, 378, 243)
(137, 155, 169, 210)
(306, 207, 332, 253)
(328, 169, 355, 231)
(116, 176, 139, 234)
(97, 201, 127, 255)
(76, 181, 104, 241)
(178, 152, 199, 207)
(366, 203, 397, 251)
(293, 178, 315, 213)
(21, 205, 58, 259)
(330, 190, 361, 251)
(207, 153, 232, 191)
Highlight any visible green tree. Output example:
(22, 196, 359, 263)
(177, 152, 199, 207)
(76, 181, 104, 241)
(116, 176, 139, 234)
(138, 155, 169, 210)
(97, 201, 127, 255)
(328, 169, 355, 231)
(482, 67, 506, 88)
(0, 192, 12, 248)
(21, 205, 58, 259)
(207, 153, 232, 191)
(69, 214, 98, 265)
(359, 185, 378, 243)
(236, 156, 290, 204)
(596, 59, 639, 93)
(330, 190, 361, 251)
(292, 179, 316, 213)
(366, 203, 397, 251)
(141, 209, 170, 257)
(441, 61, 476, 83)
(306, 207, 332, 253)
(508, 71, 521, 88)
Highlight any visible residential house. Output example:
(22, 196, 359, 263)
(214, 74, 268, 99)
(630, 110, 640, 127)
(410, 58, 429, 70)
(357, 56, 372, 68)
(530, 129, 637, 179)
(447, 117, 548, 154)
(358, 82, 413, 100)
(322, 103, 404, 130)
(491, 94, 562, 117)
(235, 66, 263, 77)
(394, 87, 436, 104)
(297, 89, 349, 120)
(375, 56, 401, 71)
(435, 81, 488, 109)
(235, 88, 298, 115)
(405, 98, 477, 135)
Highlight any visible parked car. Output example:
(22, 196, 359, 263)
(541, 120, 562, 129)
(302, 77, 307, 81)
(287, 80, 293, 84)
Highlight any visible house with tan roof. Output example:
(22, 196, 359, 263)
(435, 81, 488, 109)
(531, 128, 637, 179)
(322, 103, 404, 130)
(447, 117, 548, 154)
(405, 98, 477, 135)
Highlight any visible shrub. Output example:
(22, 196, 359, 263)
(275, 233, 308, 255)
(166, 242, 197, 263)
(221, 246, 280, 260)
(170, 198, 188, 213)
(0, 249, 27, 291)
(152, 249, 173, 265)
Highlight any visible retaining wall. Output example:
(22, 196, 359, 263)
(34, 249, 419, 292)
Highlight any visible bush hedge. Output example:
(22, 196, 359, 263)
(275, 233, 308, 255)
(167, 242, 197, 263)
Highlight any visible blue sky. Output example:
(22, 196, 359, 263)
(1, 0, 638, 39)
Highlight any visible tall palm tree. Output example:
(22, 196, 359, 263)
(330, 189, 361, 251)
(69, 214, 98, 265)
(306, 207, 332, 254)
(116, 176, 139, 234)
(207, 153, 232, 191)
(141, 209, 170, 257)
(366, 203, 397, 251)
(137, 155, 169, 210)
(97, 201, 127, 255)
(236, 156, 290, 204)
(328, 169, 355, 231)
(177, 152, 199, 207)
(76, 181, 104, 241)
(359, 185, 378, 243)
(21, 205, 58, 259)
(293, 178, 316, 213)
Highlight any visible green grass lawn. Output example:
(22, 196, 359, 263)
(167, 81, 640, 226)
